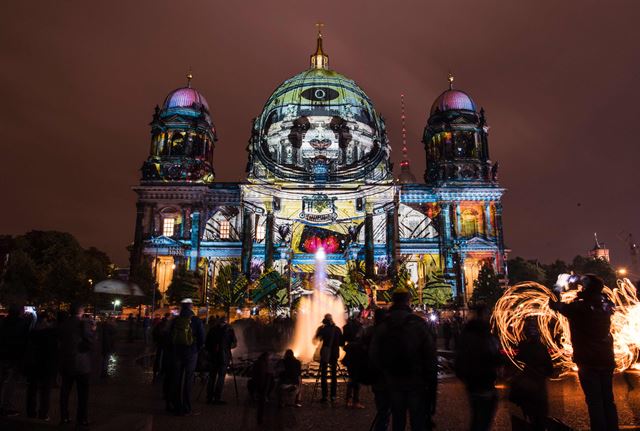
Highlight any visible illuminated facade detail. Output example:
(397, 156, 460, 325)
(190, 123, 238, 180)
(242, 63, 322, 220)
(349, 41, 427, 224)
(129, 37, 507, 305)
(589, 233, 611, 262)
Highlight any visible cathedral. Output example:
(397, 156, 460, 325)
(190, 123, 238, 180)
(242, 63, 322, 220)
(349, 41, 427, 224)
(129, 31, 506, 308)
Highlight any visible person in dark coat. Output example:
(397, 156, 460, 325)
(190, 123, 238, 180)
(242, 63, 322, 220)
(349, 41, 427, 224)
(99, 315, 117, 379)
(0, 304, 29, 417)
(455, 305, 502, 431)
(169, 299, 204, 416)
(152, 313, 171, 381)
(442, 318, 452, 350)
(364, 308, 391, 431)
(205, 316, 237, 404)
(25, 310, 58, 420)
(550, 274, 619, 431)
(277, 349, 302, 407)
(314, 313, 343, 403)
(509, 319, 553, 431)
(342, 316, 365, 408)
(58, 303, 95, 429)
(370, 290, 438, 431)
(248, 351, 274, 425)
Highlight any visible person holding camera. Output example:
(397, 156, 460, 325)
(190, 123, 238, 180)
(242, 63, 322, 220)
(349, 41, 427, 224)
(549, 274, 619, 431)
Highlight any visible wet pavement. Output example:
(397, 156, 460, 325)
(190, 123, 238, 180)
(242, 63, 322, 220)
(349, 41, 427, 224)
(2, 333, 640, 430)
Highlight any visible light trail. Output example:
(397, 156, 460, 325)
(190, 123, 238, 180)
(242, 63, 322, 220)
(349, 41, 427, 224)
(492, 278, 640, 376)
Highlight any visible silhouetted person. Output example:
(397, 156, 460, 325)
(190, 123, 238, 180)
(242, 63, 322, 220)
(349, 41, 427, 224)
(0, 304, 29, 417)
(509, 319, 553, 431)
(58, 303, 95, 429)
(169, 298, 204, 416)
(99, 315, 116, 379)
(314, 313, 343, 403)
(25, 310, 58, 421)
(342, 316, 365, 408)
(550, 274, 619, 431)
(143, 313, 152, 344)
(277, 349, 302, 407)
(152, 313, 171, 381)
(370, 290, 438, 431)
(127, 314, 135, 342)
(455, 305, 502, 431)
(365, 308, 391, 431)
(205, 316, 237, 404)
(442, 318, 452, 350)
(248, 352, 275, 424)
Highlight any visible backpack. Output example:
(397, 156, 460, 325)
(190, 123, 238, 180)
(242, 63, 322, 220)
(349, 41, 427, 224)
(171, 316, 194, 346)
(380, 315, 418, 377)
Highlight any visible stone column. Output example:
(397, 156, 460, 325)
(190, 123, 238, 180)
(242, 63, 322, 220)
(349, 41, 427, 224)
(495, 202, 506, 274)
(484, 201, 493, 237)
(189, 210, 200, 271)
(129, 201, 146, 274)
(264, 211, 274, 269)
(365, 211, 374, 278)
(241, 207, 253, 276)
(385, 203, 397, 279)
(455, 203, 462, 239)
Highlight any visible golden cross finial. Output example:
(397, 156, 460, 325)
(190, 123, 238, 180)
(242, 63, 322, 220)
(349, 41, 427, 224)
(448, 72, 454, 90)
(311, 23, 328, 69)
(186, 67, 193, 88)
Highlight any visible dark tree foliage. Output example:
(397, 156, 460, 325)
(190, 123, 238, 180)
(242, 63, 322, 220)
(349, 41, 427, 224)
(471, 263, 503, 309)
(211, 263, 248, 319)
(167, 265, 201, 304)
(0, 231, 112, 306)
(129, 257, 157, 299)
(507, 257, 546, 285)
(570, 255, 617, 288)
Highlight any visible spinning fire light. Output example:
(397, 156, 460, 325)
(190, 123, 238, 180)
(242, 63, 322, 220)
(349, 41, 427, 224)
(492, 278, 640, 376)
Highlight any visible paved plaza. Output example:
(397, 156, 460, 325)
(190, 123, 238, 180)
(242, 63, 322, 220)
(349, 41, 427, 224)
(1, 330, 640, 431)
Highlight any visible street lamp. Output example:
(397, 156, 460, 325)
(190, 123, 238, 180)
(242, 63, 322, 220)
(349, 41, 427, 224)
(617, 268, 628, 277)
(112, 299, 121, 314)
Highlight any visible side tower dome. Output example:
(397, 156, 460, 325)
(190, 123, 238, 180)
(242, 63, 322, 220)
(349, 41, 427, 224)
(246, 30, 392, 184)
(141, 73, 217, 184)
(423, 74, 496, 185)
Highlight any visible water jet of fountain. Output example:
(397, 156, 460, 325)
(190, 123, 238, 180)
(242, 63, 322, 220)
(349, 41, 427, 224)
(290, 248, 346, 362)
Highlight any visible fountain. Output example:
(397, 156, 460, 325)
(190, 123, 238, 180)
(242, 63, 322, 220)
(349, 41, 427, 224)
(290, 248, 346, 362)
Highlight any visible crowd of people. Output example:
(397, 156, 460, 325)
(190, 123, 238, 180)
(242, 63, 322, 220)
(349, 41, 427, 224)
(0, 302, 117, 430)
(0, 273, 621, 431)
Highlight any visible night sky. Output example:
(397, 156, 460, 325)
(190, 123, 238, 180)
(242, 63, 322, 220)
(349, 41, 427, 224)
(1, 1, 638, 270)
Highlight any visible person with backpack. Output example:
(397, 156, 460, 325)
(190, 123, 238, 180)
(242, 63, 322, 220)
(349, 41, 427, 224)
(342, 315, 365, 408)
(205, 316, 237, 405)
(314, 313, 343, 403)
(169, 298, 204, 416)
(370, 289, 438, 431)
(455, 304, 502, 431)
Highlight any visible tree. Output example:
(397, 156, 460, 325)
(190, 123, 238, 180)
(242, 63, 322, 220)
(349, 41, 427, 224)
(252, 269, 289, 315)
(0, 231, 112, 306)
(167, 265, 201, 304)
(570, 255, 617, 288)
(339, 268, 369, 310)
(211, 264, 248, 319)
(471, 263, 503, 308)
(507, 257, 546, 285)
(129, 257, 157, 303)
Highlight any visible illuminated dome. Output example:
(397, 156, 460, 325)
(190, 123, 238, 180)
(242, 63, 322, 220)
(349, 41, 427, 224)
(430, 89, 476, 115)
(248, 33, 391, 184)
(163, 86, 210, 112)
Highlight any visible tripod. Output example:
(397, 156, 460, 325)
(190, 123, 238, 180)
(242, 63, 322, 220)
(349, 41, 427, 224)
(195, 356, 239, 404)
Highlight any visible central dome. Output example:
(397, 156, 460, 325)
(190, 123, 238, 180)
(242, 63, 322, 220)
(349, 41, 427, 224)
(248, 34, 391, 184)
